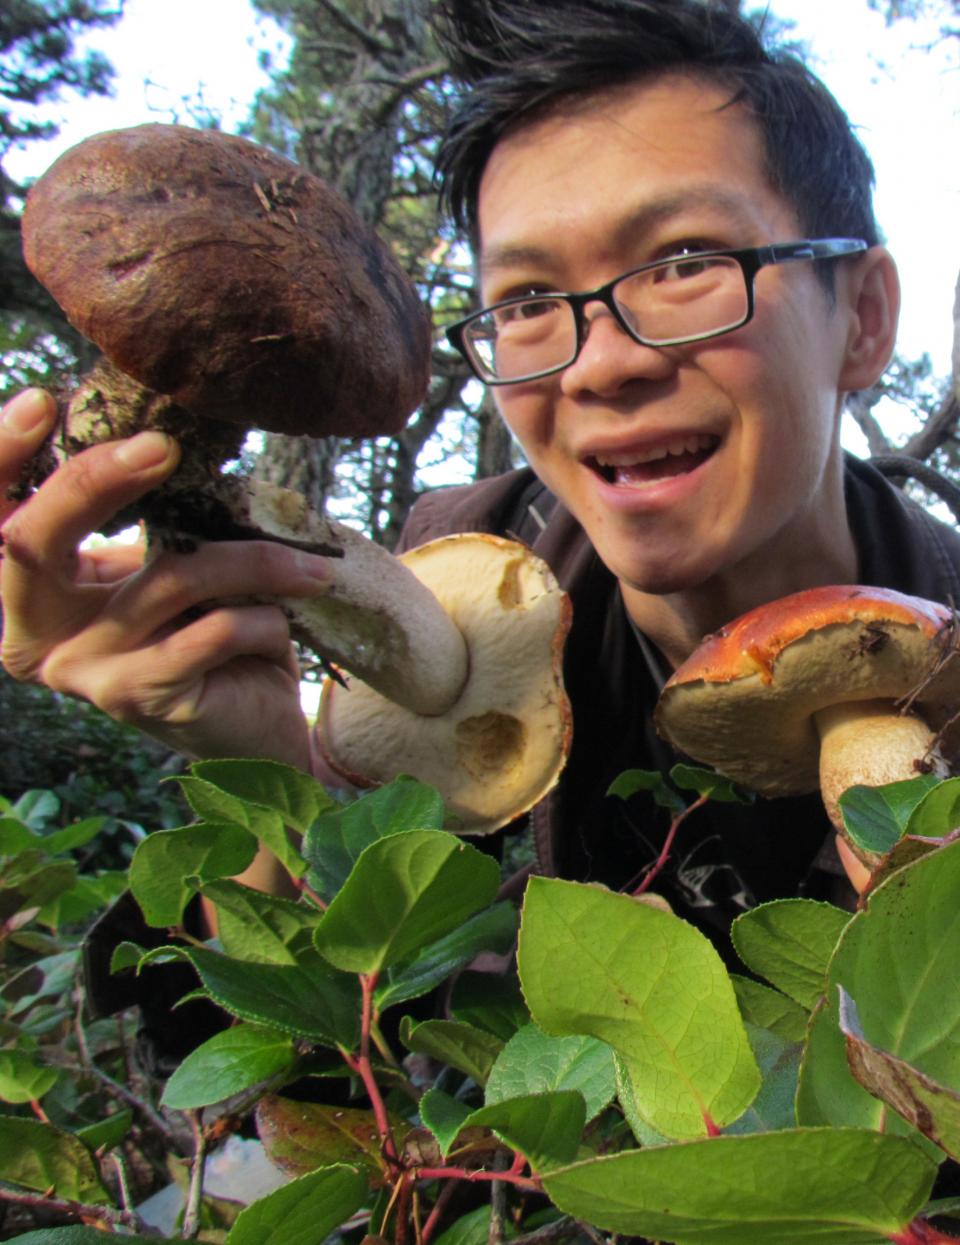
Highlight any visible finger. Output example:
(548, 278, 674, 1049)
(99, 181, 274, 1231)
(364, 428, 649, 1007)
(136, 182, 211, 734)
(78, 537, 147, 585)
(1, 431, 180, 578)
(66, 604, 297, 725)
(0, 389, 59, 521)
(92, 538, 333, 645)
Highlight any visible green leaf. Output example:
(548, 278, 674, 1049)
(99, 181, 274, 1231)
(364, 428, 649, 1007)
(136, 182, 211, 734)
(466, 1091, 586, 1173)
(128, 822, 257, 927)
(0, 854, 76, 917)
(255, 1094, 390, 1178)
(303, 775, 446, 903)
(40, 817, 108, 856)
(13, 789, 60, 828)
(731, 975, 809, 1043)
(200, 879, 321, 965)
(7, 1231, 178, 1245)
(145, 944, 360, 1047)
(188, 758, 336, 835)
(518, 877, 759, 1139)
(0, 1116, 108, 1202)
(400, 1016, 504, 1085)
(606, 769, 685, 813)
(177, 775, 306, 878)
(904, 776, 960, 841)
(731, 899, 850, 1009)
(225, 1163, 368, 1245)
(375, 902, 518, 1011)
(74, 1109, 134, 1153)
(485, 1024, 616, 1122)
(0, 1050, 59, 1103)
(797, 840, 960, 1150)
(314, 830, 500, 974)
(432, 1205, 518, 1245)
(450, 971, 530, 1040)
(542, 1127, 937, 1243)
(161, 1023, 297, 1109)
(838, 776, 940, 856)
(669, 764, 751, 803)
(419, 1087, 474, 1158)
(724, 1025, 801, 1135)
(37, 870, 127, 928)
(0, 817, 40, 854)
(839, 986, 960, 1161)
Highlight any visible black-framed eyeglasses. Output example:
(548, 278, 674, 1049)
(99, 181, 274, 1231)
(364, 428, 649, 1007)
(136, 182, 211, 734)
(445, 238, 868, 385)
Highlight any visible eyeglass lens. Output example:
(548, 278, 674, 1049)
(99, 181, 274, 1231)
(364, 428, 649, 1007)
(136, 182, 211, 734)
(465, 254, 750, 381)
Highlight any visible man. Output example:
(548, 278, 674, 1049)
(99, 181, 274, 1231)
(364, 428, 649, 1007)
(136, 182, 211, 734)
(2, 0, 958, 957)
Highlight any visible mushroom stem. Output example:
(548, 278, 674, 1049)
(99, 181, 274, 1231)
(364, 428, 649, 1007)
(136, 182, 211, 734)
(814, 698, 947, 833)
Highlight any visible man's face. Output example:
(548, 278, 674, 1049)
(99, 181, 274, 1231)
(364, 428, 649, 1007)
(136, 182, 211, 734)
(476, 75, 860, 618)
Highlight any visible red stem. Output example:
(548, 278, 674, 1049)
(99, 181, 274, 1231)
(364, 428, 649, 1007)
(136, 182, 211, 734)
(635, 794, 710, 895)
(420, 1179, 461, 1245)
(414, 1165, 541, 1192)
(889, 1219, 960, 1244)
(341, 970, 400, 1168)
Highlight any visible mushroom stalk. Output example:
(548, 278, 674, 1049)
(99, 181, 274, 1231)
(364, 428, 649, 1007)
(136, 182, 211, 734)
(814, 698, 948, 833)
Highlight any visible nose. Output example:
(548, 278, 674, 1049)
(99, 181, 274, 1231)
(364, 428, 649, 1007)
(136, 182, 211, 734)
(559, 302, 676, 399)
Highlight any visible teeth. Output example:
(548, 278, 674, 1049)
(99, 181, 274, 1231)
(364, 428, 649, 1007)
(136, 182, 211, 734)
(594, 435, 715, 468)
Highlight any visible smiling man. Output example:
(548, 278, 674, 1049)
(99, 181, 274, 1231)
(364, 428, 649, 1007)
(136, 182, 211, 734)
(2, 0, 960, 958)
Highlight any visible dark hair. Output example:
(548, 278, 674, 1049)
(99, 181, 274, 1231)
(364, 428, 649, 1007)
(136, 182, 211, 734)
(434, 0, 880, 264)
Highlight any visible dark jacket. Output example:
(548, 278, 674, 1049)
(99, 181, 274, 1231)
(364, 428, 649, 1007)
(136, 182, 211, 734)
(397, 454, 960, 962)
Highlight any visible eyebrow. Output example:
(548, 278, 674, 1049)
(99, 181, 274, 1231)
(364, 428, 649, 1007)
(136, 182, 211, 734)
(478, 185, 762, 277)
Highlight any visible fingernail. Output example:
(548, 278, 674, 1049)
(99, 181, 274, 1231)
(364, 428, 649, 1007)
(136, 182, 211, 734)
(296, 552, 333, 583)
(1, 389, 53, 434)
(114, 431, 174, 471)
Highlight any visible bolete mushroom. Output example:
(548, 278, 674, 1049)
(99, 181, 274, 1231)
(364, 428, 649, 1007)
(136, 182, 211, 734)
(655, 586, 960, 860)
(18, 123, 573, 825)
(319, 533, 572, 835)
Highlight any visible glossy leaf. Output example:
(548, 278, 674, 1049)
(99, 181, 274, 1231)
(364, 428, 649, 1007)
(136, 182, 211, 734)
(142, 944, 360, 1047)
(485, 1024, 616, 1122)
(161, 1023, 297, 1109)
(256, 1094, 392, 1178)
(465, 1091, 586, 1172)
(731, 975, 808, 1043)
(450, 971, 530, 1040)
(128, 822, 256, 927)
(40, 817, 108, 857)
(314, 830, 499, 974)
(797, 840, 960, 1149)
(542, 1127, 937, 1244)
(839, 986, 960, 1161)
(731, 899, 850, 1008)
(724, 1025, 801, 1135)
(0, 1049, 59, 1103)
(0, 817, 39, 854)
(199, 879, 320, 965)
(226, 1163, 368, 1245)
(669, 764, 751, 803)
(838, 776, 938, 857)
(188, 758, 336, 835)
(606, 769, 685, 814)
(432, 1205, 518, 1245)
(375, 902, 517, 1011)
(519, 877, 759, 1139)
(419, 1087, 474, 1158)
(906, 775, 960, 839)
(0, 1116, 108, 1202)
(400, 1016, 504, 1085)
(73, 1109, 134, 1153)
(303, 776, 445, 903)
(177, 775, 305, 877)
(7, 1231, 178, 1245)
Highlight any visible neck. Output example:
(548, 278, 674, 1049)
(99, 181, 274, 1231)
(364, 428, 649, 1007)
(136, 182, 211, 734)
(621, 480, 860, 670)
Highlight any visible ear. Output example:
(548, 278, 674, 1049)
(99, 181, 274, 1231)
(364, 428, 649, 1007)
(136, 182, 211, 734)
(837, 246, 901, 392)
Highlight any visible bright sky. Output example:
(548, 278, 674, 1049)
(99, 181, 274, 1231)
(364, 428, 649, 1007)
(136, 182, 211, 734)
(6, 0, 959, 402)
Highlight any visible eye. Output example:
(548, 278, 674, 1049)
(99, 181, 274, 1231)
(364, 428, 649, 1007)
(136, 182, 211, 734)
(494, 295, 564, 325)
(653, 243, 726, 283)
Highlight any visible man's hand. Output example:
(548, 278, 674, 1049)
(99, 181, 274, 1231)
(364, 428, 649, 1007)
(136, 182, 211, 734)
(1, 389, 334, 770)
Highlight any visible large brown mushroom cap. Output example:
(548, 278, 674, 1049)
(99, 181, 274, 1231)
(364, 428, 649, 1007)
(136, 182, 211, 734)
(319, 534, 572, 834)
(22, 123, 431, 437)
(655, 585, 960, 798)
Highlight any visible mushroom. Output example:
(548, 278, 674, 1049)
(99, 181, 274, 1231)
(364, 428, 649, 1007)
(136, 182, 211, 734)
(655, 586, 960, 862)
(18, 123, 573, 823)
(318, 533, 573, 835)
(18, 122, 470, 715)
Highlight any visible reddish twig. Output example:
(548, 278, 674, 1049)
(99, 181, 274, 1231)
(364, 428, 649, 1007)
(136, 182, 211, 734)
(634, 793, 711, 895)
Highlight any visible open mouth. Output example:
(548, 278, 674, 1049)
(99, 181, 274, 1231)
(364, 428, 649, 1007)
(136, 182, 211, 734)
(588, 434, 719, 487)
